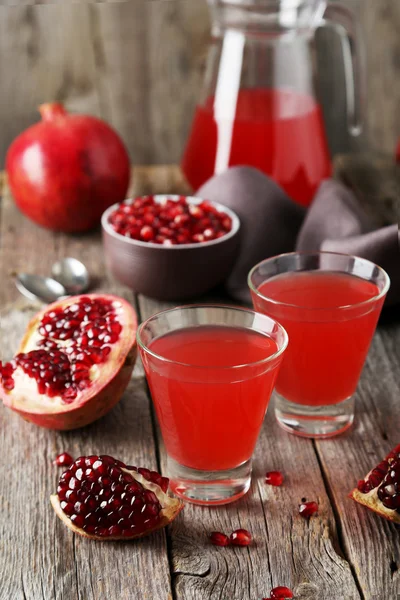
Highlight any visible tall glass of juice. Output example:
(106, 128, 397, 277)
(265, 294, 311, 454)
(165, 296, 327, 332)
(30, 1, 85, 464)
(248, 252, 390, 438)
(137, 305, 288, 505)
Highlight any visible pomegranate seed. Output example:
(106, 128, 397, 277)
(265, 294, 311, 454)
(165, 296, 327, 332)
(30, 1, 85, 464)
(270, 586, 294, 599)
(230, 528, 252, 546)
(191, 233, 204, 243)
(265, 471, 284, 487)
(108, 525, 122, 537)
(140, 225, 155, 241)
(221, 216, 232, 230)
(143, 213, 155, 225)
(138, 467, 151, 479)
(357, 479, 372, 493)
(210, 531, 230, 547)
(65, 490, 78, 503)
(54, 452, 74, 467)
(71, 514, 85, 528)
(174, 213, 190, 226)
(189, 205, 204, 219)
(203, 228, 216, 240)
(160, 477, 169, 493)
(299, 501, 319, 519)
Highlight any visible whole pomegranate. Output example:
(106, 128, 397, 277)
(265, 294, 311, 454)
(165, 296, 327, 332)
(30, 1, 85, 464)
(6, 103, 131, 232)
(0, 294, 137, 430)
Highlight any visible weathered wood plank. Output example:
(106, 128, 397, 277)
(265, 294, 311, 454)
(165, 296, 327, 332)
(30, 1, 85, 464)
(0, 171, 174, 600)
(359, 0, 400, 156)
(0, 0, 399, 166)
(134, 160, 400, 598)
(0, 3, 104, 168)
(1, 163, 399, 600)
(93, 0, 209, 166)
(138, 296, 361, 600)
(315, 322, 400, 599)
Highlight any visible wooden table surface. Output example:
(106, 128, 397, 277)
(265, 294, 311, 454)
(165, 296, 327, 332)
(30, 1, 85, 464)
(1, 166, 399, 600)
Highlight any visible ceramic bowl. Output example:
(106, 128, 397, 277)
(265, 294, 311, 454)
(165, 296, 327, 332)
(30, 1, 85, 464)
(101, 195, 240, 301)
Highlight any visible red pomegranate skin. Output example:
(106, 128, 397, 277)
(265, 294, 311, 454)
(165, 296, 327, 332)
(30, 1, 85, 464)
(396, 138, 400, 163)
(6, 103, 131, 233)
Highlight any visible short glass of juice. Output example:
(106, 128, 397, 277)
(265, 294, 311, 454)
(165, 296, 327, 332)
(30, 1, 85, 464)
(137, 305, 288, 505)
(248, 252, 390, 438)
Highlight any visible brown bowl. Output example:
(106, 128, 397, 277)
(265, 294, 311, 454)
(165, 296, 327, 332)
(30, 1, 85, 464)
(101, 195, 240, 301)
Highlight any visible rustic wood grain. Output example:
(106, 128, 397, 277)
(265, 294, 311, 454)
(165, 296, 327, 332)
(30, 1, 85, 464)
(0, 4, 104, 167)
(1, 165, 399, 599)
(0, 171, 174, 600)
(314, 323, 400, 600)
(138, 295, 362, 600)
(0, 0, 398, 166)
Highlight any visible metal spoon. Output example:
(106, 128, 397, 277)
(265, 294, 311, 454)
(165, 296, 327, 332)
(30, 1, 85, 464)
(51, 258, 90, 295)
(16, 274, 68, 304)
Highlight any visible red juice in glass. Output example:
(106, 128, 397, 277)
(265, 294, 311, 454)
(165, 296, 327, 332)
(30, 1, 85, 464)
(256, 272, 382, 406)
(182, 88, 331, 207)
(147, 325, 279, 471)
(249, 253, 390, 438)
(138, 306, 288, 505)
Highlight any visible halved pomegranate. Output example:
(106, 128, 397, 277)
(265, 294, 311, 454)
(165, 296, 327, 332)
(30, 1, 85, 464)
(351, 443, 400, 524)
(0, 294, 137, 430)
(51, 455, 183, 540)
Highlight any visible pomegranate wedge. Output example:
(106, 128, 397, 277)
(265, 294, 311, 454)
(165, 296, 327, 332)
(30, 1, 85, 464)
(0, 294, 137, 430)
(51, 455, 183, 540)
(351, 443, 400, 524)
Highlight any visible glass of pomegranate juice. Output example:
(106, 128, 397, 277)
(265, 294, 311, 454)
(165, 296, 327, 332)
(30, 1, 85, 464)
(137, 305, 288, 505)
(248, 252, 390, 438)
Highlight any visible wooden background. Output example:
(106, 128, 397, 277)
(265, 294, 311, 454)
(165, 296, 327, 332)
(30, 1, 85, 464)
(0, 0, 399, 169)
(1, 166, 399, 599)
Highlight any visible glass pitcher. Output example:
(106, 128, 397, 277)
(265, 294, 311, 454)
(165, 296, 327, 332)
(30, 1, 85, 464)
(181, 0, 364, 207)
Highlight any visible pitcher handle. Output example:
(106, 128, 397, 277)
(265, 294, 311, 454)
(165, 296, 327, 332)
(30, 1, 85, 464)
(320, 2, 365, 136)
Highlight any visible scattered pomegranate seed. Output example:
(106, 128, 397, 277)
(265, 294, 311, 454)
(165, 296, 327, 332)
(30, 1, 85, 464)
(265, 471, 284, 486)
(108, 196, 232, 245)
(54, 452, 74, 467)
(209, 531, 230, 546)
(299, 500, 319, 519)
(270, 586, 294, 599)
(229, 528, 252, 546)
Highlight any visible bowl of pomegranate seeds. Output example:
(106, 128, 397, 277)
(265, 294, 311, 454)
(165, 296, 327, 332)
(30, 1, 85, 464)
(102, 195, 240, 300)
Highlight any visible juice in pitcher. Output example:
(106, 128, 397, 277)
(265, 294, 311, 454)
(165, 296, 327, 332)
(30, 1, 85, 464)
(182, 0, 364, 206)
(182, 88, 331, 206)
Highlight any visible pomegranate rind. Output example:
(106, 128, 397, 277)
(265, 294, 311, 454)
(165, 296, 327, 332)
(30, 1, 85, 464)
(350, 444, 400, 525)
(1, 294, 137, 430)
(50, 468, 184, 540)
(350, 488, 400, 525)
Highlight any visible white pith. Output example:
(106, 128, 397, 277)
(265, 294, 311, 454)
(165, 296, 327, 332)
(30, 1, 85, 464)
(352, 487, 400, 523)
(121, 468, 177, 510)
(352, 458, 400, 524)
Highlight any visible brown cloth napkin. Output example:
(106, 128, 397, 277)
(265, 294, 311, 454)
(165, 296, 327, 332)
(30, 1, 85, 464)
(197, 166, 399, 305)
